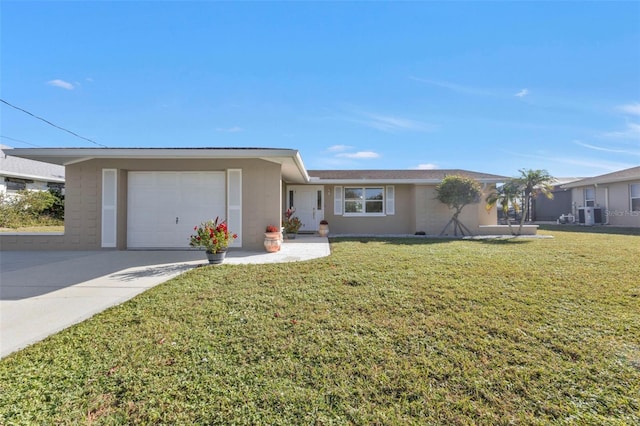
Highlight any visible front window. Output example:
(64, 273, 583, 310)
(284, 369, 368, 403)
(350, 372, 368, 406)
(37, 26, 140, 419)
(344, 187, 384, 214)
(584, 187, 595, 207)
(5, 178, 27, 192)
(631, 184, 640, 212)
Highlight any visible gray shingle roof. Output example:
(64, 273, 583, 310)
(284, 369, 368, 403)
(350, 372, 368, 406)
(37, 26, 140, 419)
(308, 169, 507, 182)
(561, 166, 640, 188)
(0, 145, 65, 182)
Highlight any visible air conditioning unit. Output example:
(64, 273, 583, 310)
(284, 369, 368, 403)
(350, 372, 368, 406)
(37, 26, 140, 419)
(593, 207, 604, 224)
(578, 207, 594, 225)
(578, 207, 604, 225)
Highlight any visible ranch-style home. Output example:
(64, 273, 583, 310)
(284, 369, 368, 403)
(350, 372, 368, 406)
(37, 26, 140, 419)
(561, 166, 640, 227)
(1, 147, 509, 251)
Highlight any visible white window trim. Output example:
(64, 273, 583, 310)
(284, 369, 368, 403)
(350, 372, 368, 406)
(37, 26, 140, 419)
(334, 186, 343, 215)
(584, 187, 595, 207)
(631, 183, 640, 212)
(343, 186, 386, 216)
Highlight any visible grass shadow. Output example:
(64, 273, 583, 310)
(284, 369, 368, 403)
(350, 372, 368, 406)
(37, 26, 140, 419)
(538, 224, 640, 236)
(330, 236, 458, 246)
(469, 238, 534, 245)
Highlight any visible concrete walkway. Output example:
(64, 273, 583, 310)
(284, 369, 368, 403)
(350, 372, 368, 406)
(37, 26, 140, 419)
(0, 235, 329, 358)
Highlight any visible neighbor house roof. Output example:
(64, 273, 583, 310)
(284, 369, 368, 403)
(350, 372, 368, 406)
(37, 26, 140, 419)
(0, 145, 65, 183)
(4, 147, 310, 184)
(308, 169, 507, 184)
(561, 166, 640, 189)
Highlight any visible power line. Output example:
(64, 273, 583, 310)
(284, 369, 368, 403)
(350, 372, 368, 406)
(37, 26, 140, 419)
(0, 135, 42, 147)
(0, 98, 108, 148)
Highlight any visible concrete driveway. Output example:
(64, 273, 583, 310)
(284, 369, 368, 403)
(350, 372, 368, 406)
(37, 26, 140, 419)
(0, 236, 330, 358)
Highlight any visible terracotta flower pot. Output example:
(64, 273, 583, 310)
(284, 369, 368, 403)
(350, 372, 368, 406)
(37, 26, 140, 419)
(264, 232, 282, 252)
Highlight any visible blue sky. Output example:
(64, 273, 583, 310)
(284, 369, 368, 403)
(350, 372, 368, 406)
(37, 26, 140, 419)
(1, 1, 639, 178)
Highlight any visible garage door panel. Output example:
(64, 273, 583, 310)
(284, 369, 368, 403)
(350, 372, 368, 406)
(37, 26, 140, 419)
(128, 172, 226, 248)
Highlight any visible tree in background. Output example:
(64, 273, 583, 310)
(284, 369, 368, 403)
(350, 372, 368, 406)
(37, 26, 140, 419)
(436, 175, 482, 236)
(485, 180, 521, 235)
(486, 169, 555, 236)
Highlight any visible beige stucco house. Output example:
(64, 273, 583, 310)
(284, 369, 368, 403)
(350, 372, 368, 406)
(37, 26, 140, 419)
(1, 147, 508, 251)
(561, 166, 640, 227)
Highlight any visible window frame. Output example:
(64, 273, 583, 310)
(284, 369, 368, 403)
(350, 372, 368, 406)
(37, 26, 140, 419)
(631, 183, 640, 212)
(5, 177, 29, 192)
(343, 186, 385, 216)
(584, 187, 595, 207)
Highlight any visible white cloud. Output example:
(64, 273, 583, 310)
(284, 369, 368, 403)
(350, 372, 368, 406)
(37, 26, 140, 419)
(411, 76, 493, 96)
(46, 79, 75, 90)
(327, 144, 352, 152)
(351, 111, 434, 133)
(415, 163, 439, 170)
(601, 122, 640, 139)
(618, 102, 640, 116)
(336, 151, 380, 159)
(515, 88, 529, 97)
(574, 140, 640, 155)
(215, 126, 244, 133)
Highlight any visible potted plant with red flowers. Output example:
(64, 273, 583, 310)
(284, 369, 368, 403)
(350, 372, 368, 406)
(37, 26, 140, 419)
(189, 217, 238, 264)
(283, 208, 302, 239)
(264, 225, 282, 252)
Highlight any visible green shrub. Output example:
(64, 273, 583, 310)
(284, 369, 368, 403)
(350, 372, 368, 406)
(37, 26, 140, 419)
(0, 190, 59, 228)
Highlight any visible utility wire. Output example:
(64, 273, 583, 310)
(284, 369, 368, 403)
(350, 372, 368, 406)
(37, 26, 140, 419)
(0, 135, 42, 147)
(0, 98, 108, 148)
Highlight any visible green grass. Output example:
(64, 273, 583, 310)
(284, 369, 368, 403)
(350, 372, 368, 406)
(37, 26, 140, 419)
(1, 230, 639, 424)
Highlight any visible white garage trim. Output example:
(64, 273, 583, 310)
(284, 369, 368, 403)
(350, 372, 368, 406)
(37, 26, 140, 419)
(101, 169, 117, 248)
(227, 169, 242, 248)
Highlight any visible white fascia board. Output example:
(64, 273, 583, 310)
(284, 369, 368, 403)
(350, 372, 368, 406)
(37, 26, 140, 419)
(4, 147, 303, 164)
(312, 178, 504, 185)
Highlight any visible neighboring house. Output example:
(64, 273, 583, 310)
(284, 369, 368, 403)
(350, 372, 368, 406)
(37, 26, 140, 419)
(561, 166, 640, 227)
(1, 147, 507, 251)
(532, 177, 583, 222)
(0, 145, 65, 194)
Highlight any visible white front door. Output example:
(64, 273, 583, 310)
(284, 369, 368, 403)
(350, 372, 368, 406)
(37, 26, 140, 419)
(127, 172, 226, 248)
(287, 185, 324, 232)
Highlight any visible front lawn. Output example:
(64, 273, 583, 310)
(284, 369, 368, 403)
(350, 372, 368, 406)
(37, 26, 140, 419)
(1, 230, 638, 424)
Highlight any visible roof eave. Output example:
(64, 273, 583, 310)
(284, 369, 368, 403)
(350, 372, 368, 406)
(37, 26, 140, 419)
(5, 148, 310, 183)
(310, 178, 504, 185)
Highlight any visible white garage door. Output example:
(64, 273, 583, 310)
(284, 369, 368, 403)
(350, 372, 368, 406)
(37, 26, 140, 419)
(127, 172, 226, 248)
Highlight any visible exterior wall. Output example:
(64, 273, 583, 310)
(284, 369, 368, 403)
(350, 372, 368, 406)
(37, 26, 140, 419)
(603, 182, 640, 227)
(323, 184, 416, 234)
(533, 187, 572, 221)
(570, 182, 640, 227)
(415, 185, 497, 235)
(1, 158, 282, 251)
(321, 183, 497, 236)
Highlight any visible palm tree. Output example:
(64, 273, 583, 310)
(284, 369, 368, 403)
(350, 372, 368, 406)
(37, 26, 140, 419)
(485, 180, 521, 235)
(486, 169, 555, 236)
(515, 169, 555, 235)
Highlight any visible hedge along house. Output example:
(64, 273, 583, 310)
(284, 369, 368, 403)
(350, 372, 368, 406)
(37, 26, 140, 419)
(1, 147, 507, 251)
